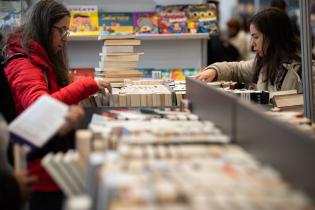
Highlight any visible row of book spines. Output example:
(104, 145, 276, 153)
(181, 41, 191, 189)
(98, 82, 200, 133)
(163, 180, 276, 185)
(42, 151, 85, 197)
(110, 92, 172, 107)
(94, 77, 142, 83)
(79, 88, 185, 108)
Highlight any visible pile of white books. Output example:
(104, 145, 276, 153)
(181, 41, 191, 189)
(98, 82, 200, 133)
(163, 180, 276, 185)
(95, 35, 144, 87)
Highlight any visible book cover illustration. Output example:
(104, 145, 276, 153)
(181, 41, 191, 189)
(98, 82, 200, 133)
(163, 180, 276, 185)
(67, 5, 99, 36)
(99, 12, 134, 35)
(133, 12, 158, 34)
(156, 5, 189, 34)
(188, 4, 218, 34)
(170, 68, 185, 80)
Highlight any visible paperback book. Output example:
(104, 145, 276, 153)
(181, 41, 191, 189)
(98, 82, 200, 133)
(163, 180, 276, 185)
(133, 12, 158, 34)
(67, 5, 99, 36)
(187, 4, 218, 33)
(156, 5, 189, 34)
(99, 12, 134, 35)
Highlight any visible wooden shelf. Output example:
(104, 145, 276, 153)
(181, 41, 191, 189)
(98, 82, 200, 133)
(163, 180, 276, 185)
(68, 33, 209, 41)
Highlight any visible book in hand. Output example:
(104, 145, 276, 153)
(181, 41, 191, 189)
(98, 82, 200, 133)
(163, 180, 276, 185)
(9, 95, 69, 149)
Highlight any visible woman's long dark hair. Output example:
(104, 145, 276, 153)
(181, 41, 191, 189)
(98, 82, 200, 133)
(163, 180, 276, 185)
(22, 0, 70, 87)
(250, 8, 300, 85)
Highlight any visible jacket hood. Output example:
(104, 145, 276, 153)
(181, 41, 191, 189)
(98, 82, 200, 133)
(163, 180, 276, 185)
(6, 34, 53, 71)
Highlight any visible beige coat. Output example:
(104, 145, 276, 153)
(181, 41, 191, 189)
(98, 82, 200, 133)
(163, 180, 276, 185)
(207, 59, 303, 93)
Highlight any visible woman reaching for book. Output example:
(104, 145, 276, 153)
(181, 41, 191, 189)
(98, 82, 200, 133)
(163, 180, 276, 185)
(195, 8, 303, 93)
(2, 0, 111, 209)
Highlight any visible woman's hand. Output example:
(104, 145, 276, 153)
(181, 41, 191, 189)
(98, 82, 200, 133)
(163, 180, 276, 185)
(96, 79, 112, 93)
(14, 171, 38, 201)
(58, 105, 85, 136)
(195, 68, 217, 82)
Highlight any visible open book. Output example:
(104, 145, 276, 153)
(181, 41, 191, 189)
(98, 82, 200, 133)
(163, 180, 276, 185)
(9, 95, 69, 149)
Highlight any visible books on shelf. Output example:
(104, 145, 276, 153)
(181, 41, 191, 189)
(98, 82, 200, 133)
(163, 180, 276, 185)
(66, 3, 218, 37)
(99, 12, 134, 35)
(67, 5, 99, 36)
(133, 12, 159, 34)
(156, 5, 189, 34)
(187, 4, 218, 33)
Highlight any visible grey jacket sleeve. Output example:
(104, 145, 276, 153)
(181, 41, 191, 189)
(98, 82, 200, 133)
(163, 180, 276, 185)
(206, 60, 255, 83)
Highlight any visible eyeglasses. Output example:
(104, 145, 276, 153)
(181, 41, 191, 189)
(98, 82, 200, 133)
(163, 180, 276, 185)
(52, 25, 70, 38)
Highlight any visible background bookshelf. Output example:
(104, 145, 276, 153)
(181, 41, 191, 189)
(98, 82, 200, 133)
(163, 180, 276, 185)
(63, 0, 212, 69)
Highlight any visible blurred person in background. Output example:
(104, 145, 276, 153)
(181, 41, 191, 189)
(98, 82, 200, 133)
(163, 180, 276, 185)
(226, 17, 251, 60)
(271, 0, 300, 36)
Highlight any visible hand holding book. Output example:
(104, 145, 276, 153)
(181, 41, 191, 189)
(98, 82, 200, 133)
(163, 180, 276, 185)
(96, 78, 112, 93)
(58, 105, 85, 136)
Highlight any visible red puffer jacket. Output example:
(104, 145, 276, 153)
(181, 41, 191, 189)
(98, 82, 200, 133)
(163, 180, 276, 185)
(5, 37, 99, 192)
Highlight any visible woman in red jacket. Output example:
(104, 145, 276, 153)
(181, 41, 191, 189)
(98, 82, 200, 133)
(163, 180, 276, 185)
(3, 0, 111, 209)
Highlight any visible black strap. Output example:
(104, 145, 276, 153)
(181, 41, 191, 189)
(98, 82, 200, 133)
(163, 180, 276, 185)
(2, 53, 26, 66)
(3, 53, 50, 90)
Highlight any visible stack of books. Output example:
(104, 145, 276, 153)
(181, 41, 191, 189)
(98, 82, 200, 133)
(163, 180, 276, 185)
(95, 35, 144, 87)
(42, 150, 85, 197)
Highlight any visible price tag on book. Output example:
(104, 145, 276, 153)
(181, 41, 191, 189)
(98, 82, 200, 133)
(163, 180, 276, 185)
(9, 95, 69, 148)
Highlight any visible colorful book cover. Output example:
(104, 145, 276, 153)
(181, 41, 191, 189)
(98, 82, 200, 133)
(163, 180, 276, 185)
(156, 5, 189, 34)
(133, 12, 158, 34)
(67, 5, 99, 36)
(99, 12, 134, 35)
(170, 68, 185, 80)
(187, 4, 218, 34)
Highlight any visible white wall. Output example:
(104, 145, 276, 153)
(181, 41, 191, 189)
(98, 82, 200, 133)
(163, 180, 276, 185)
(218, 0, 238, 31)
